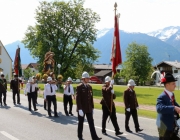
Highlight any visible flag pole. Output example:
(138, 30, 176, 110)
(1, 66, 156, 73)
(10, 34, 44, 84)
(110, 2, 118, 116)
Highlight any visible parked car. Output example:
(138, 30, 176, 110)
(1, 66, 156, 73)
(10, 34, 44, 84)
(72, 79, 81, 84)
(89, 76, 102, 84)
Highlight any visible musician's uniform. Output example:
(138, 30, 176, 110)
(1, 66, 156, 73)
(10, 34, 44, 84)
(156, 89, 180, 140)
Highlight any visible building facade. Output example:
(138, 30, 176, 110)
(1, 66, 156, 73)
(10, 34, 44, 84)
(0, 41, 13, 81)
(154, 61, 180, 87)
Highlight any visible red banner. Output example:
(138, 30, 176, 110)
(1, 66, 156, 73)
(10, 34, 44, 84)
(111, 14, 122, 78)
(14, 47, 22, 76)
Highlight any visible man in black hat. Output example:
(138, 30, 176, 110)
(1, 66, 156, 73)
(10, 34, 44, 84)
(0, 73, 7, 106)
(10, 74, 22, 105)
(156, 73, 180, 140)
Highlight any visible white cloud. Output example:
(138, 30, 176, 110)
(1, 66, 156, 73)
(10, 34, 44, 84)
(0, 0, 180, 45)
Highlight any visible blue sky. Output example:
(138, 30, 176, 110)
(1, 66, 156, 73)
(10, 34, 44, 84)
(0, 0, 180, 45)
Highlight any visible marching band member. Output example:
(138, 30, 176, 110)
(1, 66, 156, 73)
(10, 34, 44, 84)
(157, 73, 180, 140)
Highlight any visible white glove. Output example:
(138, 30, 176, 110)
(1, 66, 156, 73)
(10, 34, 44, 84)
(110, 80, 114, 85)
(136, 107, 139, 110)
(111, 89, 114, 94)
(79, 110, 84, 117)
(126, 108, 130, 112)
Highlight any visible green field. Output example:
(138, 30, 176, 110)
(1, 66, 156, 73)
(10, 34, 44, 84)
(8, 83, 180, 119)
(37, 83, 180, 105)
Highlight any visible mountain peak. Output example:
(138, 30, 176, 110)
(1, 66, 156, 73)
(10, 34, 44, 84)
(147, 26, 180, 41)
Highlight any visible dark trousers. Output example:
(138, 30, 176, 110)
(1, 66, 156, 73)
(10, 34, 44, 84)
(27, 92, 37, 110)
(2, 92, 7, 104)
(125, 109, 140, 130)
(46, 95, 57, 116)
(35, 91, 38, 103)
(158, 128, 180, 140)
(78, 112, 98, 139)
(12, 90, 20, 104)
(0, 92, 2, 104)
(44, 100, 47, 109)
(63, 94, 73, 115)
(102, 105, 120, 133)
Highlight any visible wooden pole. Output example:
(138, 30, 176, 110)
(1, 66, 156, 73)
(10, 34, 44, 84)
(110, 2, 118, 113)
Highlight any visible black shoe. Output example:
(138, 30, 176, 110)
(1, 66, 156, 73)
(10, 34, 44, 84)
(54, 115, 59, 117)
(115, 131, 123, 136)
(102, 132, 108, 135)
(66, 113, 69, 116)
(126, 129, 133, 133)
(136, 129, 143, 133)
(0, 103, 3, 106)
(17, 103, 21, 105)
(4, 103, 7, 106)
(79, 138, 84, 140)
(34, 109, 38, 112)
(44, 108, 47, 110)
(49, 114, 52, 117)
(14, 103, 16, 105)
(69, 113, 74, 116)
(93, 137, 102, 140)
(29, 108, 32, 111)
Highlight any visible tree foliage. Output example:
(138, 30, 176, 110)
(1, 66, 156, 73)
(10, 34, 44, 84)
(22, 0, 100, 79)
(121, 42, 153, 85)
(23, 68, 34, 79)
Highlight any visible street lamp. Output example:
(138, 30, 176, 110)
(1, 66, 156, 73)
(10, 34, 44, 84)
(57, 64, 61, 92)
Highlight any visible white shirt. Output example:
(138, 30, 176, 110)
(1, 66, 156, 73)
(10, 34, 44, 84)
(63, 84, 74, 95)
(44, 83, 57, 99)
(24, 83, 38, 94)
(164, 88, 173, 99)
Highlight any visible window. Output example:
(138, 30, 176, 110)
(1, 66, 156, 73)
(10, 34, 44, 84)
(174, 70, 178, 73)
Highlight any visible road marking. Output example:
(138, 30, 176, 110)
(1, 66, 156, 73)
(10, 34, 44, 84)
(0, 131, 19, 140)
(83, 122, 128, 136)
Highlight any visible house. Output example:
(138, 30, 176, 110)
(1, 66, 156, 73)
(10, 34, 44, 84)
(22, 63, 39, 76)
(92, 64, 121, 82)
(0, 40, 13, 80)
(154, 61, 180, 87)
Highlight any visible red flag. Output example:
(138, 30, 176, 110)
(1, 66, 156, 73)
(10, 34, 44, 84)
(14, 47, 22, 76)
(111, 14, 122, 78)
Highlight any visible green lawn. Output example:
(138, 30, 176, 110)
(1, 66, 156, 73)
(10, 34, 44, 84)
(7, 84, 159, 118)
(16, 83, 180, 105)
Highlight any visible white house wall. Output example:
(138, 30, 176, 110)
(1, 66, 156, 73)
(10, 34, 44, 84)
(0, 42, 12, 81)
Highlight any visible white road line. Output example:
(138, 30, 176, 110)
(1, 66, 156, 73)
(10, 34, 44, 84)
(0, 131, 19, 140)
(83, 122, 128, 136)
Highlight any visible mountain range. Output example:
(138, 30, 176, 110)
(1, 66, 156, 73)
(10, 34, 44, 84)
(4, 26, 180, 64)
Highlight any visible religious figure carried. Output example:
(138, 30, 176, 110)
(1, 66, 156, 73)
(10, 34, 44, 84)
(43, 49, 55, 75)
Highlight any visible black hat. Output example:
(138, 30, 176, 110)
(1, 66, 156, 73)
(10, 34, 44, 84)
(161, 73, 177, 83)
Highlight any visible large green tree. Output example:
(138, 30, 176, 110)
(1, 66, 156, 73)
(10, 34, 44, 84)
(22, 0, 100, 79)
(121, 42, 153, 85)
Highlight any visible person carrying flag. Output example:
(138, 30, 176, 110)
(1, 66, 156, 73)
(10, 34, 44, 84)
(100, 76, 123, 136)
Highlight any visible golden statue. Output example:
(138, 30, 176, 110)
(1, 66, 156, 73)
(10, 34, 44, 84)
(43, 50, 55, 75)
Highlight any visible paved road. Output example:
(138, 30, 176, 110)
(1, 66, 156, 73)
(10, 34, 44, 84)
(0, 92, 159, 140)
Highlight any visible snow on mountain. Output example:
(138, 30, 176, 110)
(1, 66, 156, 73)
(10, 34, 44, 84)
(148, 26, 180, 41)
(97, 28, 111, 38)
